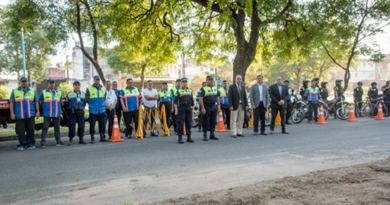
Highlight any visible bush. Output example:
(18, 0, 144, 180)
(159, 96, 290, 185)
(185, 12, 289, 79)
(57, 82, 73, 97)
(0, 86, 10, 99)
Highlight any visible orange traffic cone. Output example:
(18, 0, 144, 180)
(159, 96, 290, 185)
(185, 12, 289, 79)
(346, 103, 358, 122)
(183, 123, 186, 135)
(109, 115, 125, 142)
(375, 103, 386, 120)
(215, 110, 228, 132)
(316, 105, 328, 124)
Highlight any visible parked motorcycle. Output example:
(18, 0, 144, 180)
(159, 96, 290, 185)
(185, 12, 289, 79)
(292, 95, 330, 124)
(192, 103, 200, 128)
(321, 96, 350, 120)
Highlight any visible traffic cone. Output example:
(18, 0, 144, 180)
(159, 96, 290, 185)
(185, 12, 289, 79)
(346, 103, 358, 122)
(215, 110, 228, 132)
(316, 105, 328, 124)
(109, 115, 125, 142)
(375, 103, 386, 120)
(248, 109, 254, 129)
(136, 108, 144, 139)
(183, 123, 186, 135)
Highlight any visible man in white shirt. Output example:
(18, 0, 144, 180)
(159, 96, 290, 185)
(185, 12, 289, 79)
(143, 80, 158, 136)
(105, 81, 117, 139)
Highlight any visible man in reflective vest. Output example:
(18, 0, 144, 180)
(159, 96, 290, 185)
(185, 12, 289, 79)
(39, 79, 64, 147)
(86, 75, 108, 143)
(170, 79, 181, 134)
(196, 82, 206, 132)
(9, 77, 40, 151)
(174, 78, 194, 144)
(66, 81, 87, 145)
(305, 80, 320, 123)
(218, 80, 230, 129)
(120, 78, 142, 138)
(199, 75, 220, 141)
(157, 81, 173, 132)
(284, 80, 294, 125)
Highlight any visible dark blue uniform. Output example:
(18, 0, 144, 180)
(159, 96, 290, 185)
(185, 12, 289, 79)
(381, 85, 390, 104)
(65, 90, 86, 141)
(174, 87, 194, 136)
(200, 85, 219, 133)
(158, 89, 173, 129)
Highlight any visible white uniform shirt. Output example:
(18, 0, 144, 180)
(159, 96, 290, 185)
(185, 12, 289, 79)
(105, 88, 117, 107)
(143, 88, 158, 108)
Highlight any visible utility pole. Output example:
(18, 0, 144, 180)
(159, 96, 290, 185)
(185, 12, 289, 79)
(181, 53, 186, 78)
(214, 67, 218, 86)
(66, 55, 69, 83)
(21, 28, 26, 77)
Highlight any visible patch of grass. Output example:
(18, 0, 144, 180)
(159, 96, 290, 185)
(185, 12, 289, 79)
(269, 185, 286, 192)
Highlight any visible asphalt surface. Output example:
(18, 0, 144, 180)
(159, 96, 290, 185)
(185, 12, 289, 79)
(0, 117, 389, 205)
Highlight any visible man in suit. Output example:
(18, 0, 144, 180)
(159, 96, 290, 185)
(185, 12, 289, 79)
(269, 76, 289, 134)
(228, 75, 249, 138)
(249, 75, 269, 135)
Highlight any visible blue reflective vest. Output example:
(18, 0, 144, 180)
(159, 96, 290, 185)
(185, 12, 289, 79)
(66, 90, 86, 110)
(87, 84, 106, 115)
(12, 87, 36, 119)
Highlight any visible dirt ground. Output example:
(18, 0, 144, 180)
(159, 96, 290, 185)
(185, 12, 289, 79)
(143, 158, 390, 205)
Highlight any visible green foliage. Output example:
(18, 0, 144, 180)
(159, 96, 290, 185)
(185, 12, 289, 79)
(0, 86, 10, 99)
(269, 185, 285, 192)
(57, 82, 73, 96)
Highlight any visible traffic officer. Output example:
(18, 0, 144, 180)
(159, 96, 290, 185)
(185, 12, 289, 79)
(39, 79, 64, 147)
(381, 81, 390, 104)
(313, 77, 320, 88)
(218, 80, 230, 129)
(300, 79, 310, 100)
(174, 78, 194, 144)
(65, 81, 87, 145)
(196, 82, 206, 132)
(199, 75, 220, 141)
(353, 81, 364, 116)
(157, 81, 173, 131)
(170, 79, 181, 134)
(9, 77, 40, 150)
(320, 81, 329, 100)
(284, 80, 294, 124)
(119, 78, 142, 138)
(86, 75, 107, 143)
(333, 79, 344, 118)
(305, 80, 320, 123)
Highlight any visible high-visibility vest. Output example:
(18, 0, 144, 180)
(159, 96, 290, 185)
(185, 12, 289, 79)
(12, 87, 36, 119)
(66, 90, 86, 110)
(218, 88, 228, 105)
(87, 84, 106, 115)
(120, 86, 141, 112)
(203, 85, 218, 104)
(41, 89, 62, 117)
(307, 87, 319, 101)
(158, 89, 172, 102)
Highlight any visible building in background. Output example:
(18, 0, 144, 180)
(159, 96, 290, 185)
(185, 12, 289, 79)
(181, 59, 214, 81)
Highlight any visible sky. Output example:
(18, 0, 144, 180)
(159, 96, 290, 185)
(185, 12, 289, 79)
(1, 0, 389, 66)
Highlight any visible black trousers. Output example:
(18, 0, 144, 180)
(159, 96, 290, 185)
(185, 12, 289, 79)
(220, 105, 230, 128)
(16, 118, 35, 147)
(115, 108, 122, 129)
(285, 101, 292, 123)
(123, 110, 139, 136)
(253, 102, 266, 132)
(308, 101, 319, 121)
(270, 107, 286, 131)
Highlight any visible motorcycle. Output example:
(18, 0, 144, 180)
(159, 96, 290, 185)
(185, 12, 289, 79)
(322, 96, 350, 120)
(292, 95, 330, 124)
(192, 103, 200, 128)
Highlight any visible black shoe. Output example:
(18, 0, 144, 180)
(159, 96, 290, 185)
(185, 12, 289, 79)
(100, 134, 109, 142)
(151, 132, 158, 137)
(90, 135, 95, 144)
(210, 132, 219, 140)
(187, 135, 194, 143)
(308, 120, 312, 124)
(79, 137, 87, 144)
(203, 132, 208, 141)
(178, 135, 184, 144)
(67, 139, 73, 146)
(285, 121, 292, 125)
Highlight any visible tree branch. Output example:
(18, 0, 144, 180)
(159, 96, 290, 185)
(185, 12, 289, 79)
(321, 43, 346, 70)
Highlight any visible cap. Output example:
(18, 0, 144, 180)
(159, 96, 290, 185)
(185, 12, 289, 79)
(181, 78, 188, 82)
(93, 75, 100, 80)
(241, 81, 246, 85)
(162, 81, 167, 84)
(47, 79, 54, 84)
(176, 78, 182, 82)
(19, 77, 27, 82)
(73, 81, 80, 85)
(206, 75, 214, 80)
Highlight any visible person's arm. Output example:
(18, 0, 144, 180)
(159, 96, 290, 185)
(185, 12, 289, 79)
(353, 89, 356, 98)
(216, 89, 220, 111)
(191, 92, 195, 114)
(264, 86, 269, 109)
(283, 86, 289, 103)
(85, 89, 90, 103)
(199, 88, 205, 114)
(34, 91, 40, 118)
(334, 87, 338, 97)
(269, 86, 278, 104)
(249, 85, 255, 109)
(228, 85, 234, 110)
(174, 93, 179, 115)
(305, 89, 309, 98)
(119, 90, 127, 112)
(105, 91, 110, 109)
(10, 102, 15, 120)
(38, 91, 43, 107)
(112, 99, 117, 110)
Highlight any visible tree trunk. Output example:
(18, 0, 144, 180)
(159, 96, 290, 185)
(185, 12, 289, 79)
(139, 64, 146, 92)
(295, 68, 301, 91)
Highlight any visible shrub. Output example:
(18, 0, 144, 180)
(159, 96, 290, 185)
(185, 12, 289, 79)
(0, 86, 10, 99)
(57, 82, 73, 97)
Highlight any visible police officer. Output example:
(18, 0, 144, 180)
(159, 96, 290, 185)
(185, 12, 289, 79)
(368, 82, 379, 104)
(333, 79, 345, 118)
(157, 81, 173, 132)
(305, 80, 320, 123)
(218, 80, 230, 129)
(9, 77, 40, 150)
(199, 75, 220, 141)
(284, 80, 294, 124)
(174, 78, 194, 144)
(86, 75, 108, 143)
(313, 77, 320, 88)
(353, 81, 364, 116)
(196, 82, 206, 132)
(170, 79, 181, 134)
(381, 81, 390, 104)
(300, 79, 310, 100)
(320, 81, 329, 101)
(66, 81, 87, 145)
(39, 79, 64, 147)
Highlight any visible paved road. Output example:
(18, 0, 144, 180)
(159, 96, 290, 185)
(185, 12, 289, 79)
(0, 117, 389, 205)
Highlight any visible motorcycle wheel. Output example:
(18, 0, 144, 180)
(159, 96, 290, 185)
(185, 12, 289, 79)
(364, 104, 375, 118)
(336, 106, 350, 120)
(313, 107, 329, 120)
(292, 109, 305, 124)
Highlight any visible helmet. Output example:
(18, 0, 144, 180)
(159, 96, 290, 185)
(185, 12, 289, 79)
(371, 82, 377, 86)
(303, 79, 310, 83)
(321, 81, 328, 86)
(357, 81, 363, 85)
(313, 77, 320, 81)
(335, 79, 343, 84)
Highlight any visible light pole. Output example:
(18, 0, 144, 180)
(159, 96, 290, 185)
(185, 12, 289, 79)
(21, 28, 26, 77)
